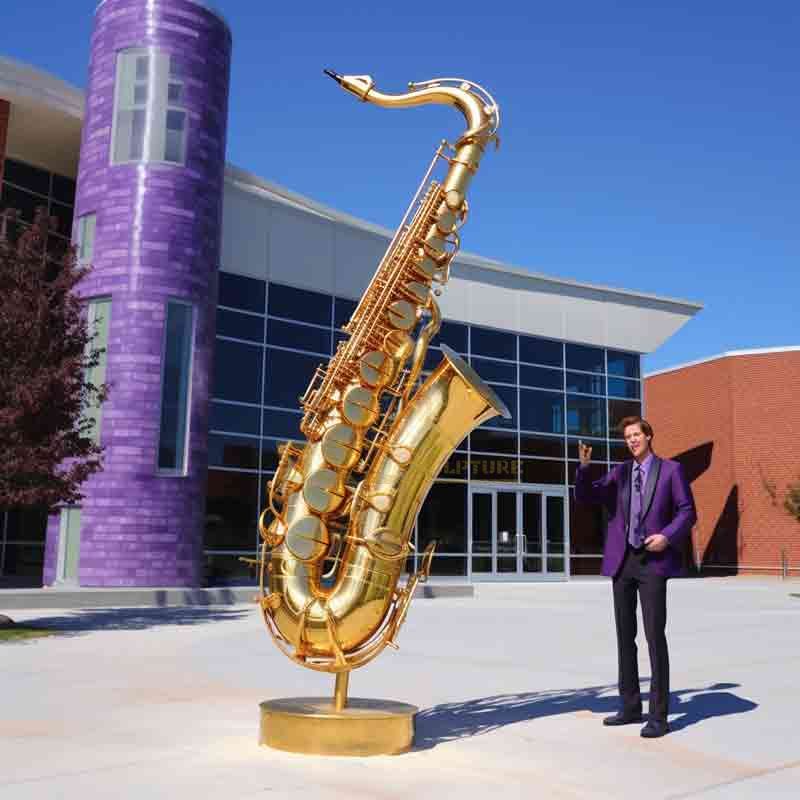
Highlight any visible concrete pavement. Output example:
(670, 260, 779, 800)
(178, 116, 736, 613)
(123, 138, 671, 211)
(1, 577, 798, 799)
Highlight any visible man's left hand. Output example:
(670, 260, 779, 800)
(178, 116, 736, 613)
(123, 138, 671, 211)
(644, 534, 668, 552)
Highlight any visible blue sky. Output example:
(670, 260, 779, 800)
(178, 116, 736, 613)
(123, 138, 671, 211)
(3, 0, 797, 373)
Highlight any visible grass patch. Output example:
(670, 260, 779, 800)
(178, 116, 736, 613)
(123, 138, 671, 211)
(0, 626, 58, 642)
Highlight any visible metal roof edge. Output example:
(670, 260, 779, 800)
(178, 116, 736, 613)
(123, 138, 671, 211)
(645, 345, 800, 379)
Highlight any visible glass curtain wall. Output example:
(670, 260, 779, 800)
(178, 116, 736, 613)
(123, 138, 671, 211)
(206, 272, 642, 584)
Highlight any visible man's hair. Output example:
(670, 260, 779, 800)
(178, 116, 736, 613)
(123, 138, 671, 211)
(618, 415, 654, 439)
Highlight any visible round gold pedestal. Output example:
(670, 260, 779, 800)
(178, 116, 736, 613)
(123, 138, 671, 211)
(259, 697, 417, 756)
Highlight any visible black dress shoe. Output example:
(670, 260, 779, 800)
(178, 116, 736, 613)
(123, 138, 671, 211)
(603, 711, 644, 726)
(640, 719, 670, 738)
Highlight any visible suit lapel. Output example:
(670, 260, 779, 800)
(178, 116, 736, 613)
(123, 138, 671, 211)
(640, 456, 662, 521)
(621, 461, 632, 524)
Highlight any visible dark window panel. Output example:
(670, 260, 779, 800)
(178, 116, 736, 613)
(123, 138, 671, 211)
(484, 383, 517, 430)
(0, 183, 45, 223)
(218, 271, 265, 314)
(208, 434, 259, 469)
(216, 309, 265, 342)
(262, 408, 303, 441)
(427, 556, 467, 576)
(609, 441, 631, 462)
(470, 428, 517, 455)
(437, 320, 468, 353)
(204, 553, 257, 586)
(566, 343, 605, 374)
(568, 437, 607, 461)
(520, 364, 563, 390)
(267, 318, 331, 355)
(212, 339, 263, 404)
(49, 201, 74, 238)
(423, 346, 443, 373)
(205, 469, 258, 550)
(566, 371, 606, 396)
(51, 173, 77, 205)
(520, 458, 565, 485)
(569, 556, 603, 576)
(519, 335, 563, 367)
(264, 348, 322, 408)
(268, 282, 332, 327)
(418, 483, 467, 553)
(0, 543, 44, 578)
(2, 158, 50, 195)
(2, 508, 48, 542)
(334, 296, 358, 329)
(520, 433, 565, 459)
(470, 325, 516, 360)
(520, 389, 564, 434)
(209, 402, 260, 436)
(607, 377, 641, 399)
(470, 455, 518, 481)
(568, 461, 608, 486)
(609, 399, 643, 434)
(566, 395, 607, 437)
(261, 438, 282, 471)
(470, 356, 516, 384)
(607, 350, 640, 379)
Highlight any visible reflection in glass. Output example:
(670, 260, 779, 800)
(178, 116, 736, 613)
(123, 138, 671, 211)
(609, 399, 642, 434)
(607, 349, 640, 378)
(566, 395, 606, 437)
(205, 470, 258, 550)
(268, 282, 332, 326)
(470, 455, 518, 482)
(208, 434, 259, 469)
(260, 438, 282, 471)
(262, 408, 303, 440)
(485, 383, 517, 429)
(218, 271, 265, 313)
(418, 483, 467, 553)
(212, 339, 263, 404)
(471, 326, 516, 360)
(607, 377, 640, 399)
(470, 356, 516, 384)
(523, 492, 542, 553)
(569, 493, 607, 555)
(216, 309, 264, 342)
(3, 158, 51, 195)
(519, 335, 563, 367)
(428, 556, 467, 576)
(566, 343, 604, 374)
(520, 433, 565, 458)
(209, 402, 260, 436)
(520, 364, 562, 390)
(471, 493, 492, 570)
(264, 348, 323, 408)
(566, 371, 605, 395)
(470, 428, 517, 455)
(438, 320, 468, 353)
(334, 296, 358, 328)
(496, 492, 517, 563)
(267, 318, 331, 354)
(520, 389, 564, 434)
(546, 495, 566, 573)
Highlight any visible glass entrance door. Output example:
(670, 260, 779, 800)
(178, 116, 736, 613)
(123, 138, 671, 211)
(470, 487, 566, 578)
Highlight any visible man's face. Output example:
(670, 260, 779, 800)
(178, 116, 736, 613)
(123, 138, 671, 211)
(624, 423, 651, 460)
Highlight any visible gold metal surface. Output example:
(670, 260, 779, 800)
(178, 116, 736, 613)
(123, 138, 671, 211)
(259, 697, 417, 756)
(256, 70, 500, 695)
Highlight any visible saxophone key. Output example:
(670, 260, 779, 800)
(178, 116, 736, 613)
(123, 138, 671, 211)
(320, 422, 362, 470)
(358, 350, 395, 388)
(302, 468, 348, 514)
(341, 384, 380, 428)
(386, 299, 418, 331)
(285, 514, 331, 563)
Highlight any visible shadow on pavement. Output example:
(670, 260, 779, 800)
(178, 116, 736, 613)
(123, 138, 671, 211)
(13, 606, 250, 636)
(413, 681, 757, 749)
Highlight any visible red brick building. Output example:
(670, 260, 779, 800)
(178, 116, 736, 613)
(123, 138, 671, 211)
(645, 347, 800, 577)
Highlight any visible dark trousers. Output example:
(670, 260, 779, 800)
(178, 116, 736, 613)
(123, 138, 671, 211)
(612, 546, 670, 720)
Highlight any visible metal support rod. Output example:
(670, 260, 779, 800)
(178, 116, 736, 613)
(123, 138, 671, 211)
(334, 671, 350, 712)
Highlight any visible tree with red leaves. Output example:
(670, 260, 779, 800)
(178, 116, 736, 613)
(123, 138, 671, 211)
(0, 210, 106, 510)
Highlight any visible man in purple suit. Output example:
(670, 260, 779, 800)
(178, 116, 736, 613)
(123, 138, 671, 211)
(575, 416, 696, 738)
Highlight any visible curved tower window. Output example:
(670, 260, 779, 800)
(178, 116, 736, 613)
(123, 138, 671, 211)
(158, 301, 195, 474)
(111, 49, 188, 165)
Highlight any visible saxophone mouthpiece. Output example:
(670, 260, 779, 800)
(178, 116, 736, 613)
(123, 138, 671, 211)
(323, 69, 343, 85)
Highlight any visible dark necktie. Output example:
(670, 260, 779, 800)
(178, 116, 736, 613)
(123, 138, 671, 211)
(629, 465, 644, 548)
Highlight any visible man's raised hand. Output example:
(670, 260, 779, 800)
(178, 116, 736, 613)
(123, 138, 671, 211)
(578, 440, 592, 467)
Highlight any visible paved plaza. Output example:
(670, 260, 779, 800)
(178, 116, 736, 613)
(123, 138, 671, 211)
(1, 578, 798, 799)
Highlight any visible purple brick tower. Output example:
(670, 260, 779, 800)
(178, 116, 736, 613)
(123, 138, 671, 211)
(43, 0, 231, 587)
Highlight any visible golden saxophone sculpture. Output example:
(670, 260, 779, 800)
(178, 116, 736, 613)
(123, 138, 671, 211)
(256, 71, 508, 682)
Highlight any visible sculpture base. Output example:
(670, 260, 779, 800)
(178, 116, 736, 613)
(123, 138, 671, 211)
(259, 697, 417, 756)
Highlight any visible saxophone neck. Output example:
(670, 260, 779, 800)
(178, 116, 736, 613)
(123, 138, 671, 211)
(324, 70, 500, 148)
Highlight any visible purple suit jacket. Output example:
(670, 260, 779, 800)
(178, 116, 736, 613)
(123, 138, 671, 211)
(575, 457, 697, 578)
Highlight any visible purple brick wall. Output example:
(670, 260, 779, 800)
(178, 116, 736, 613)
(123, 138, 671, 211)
(44, 0, 231, 586)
